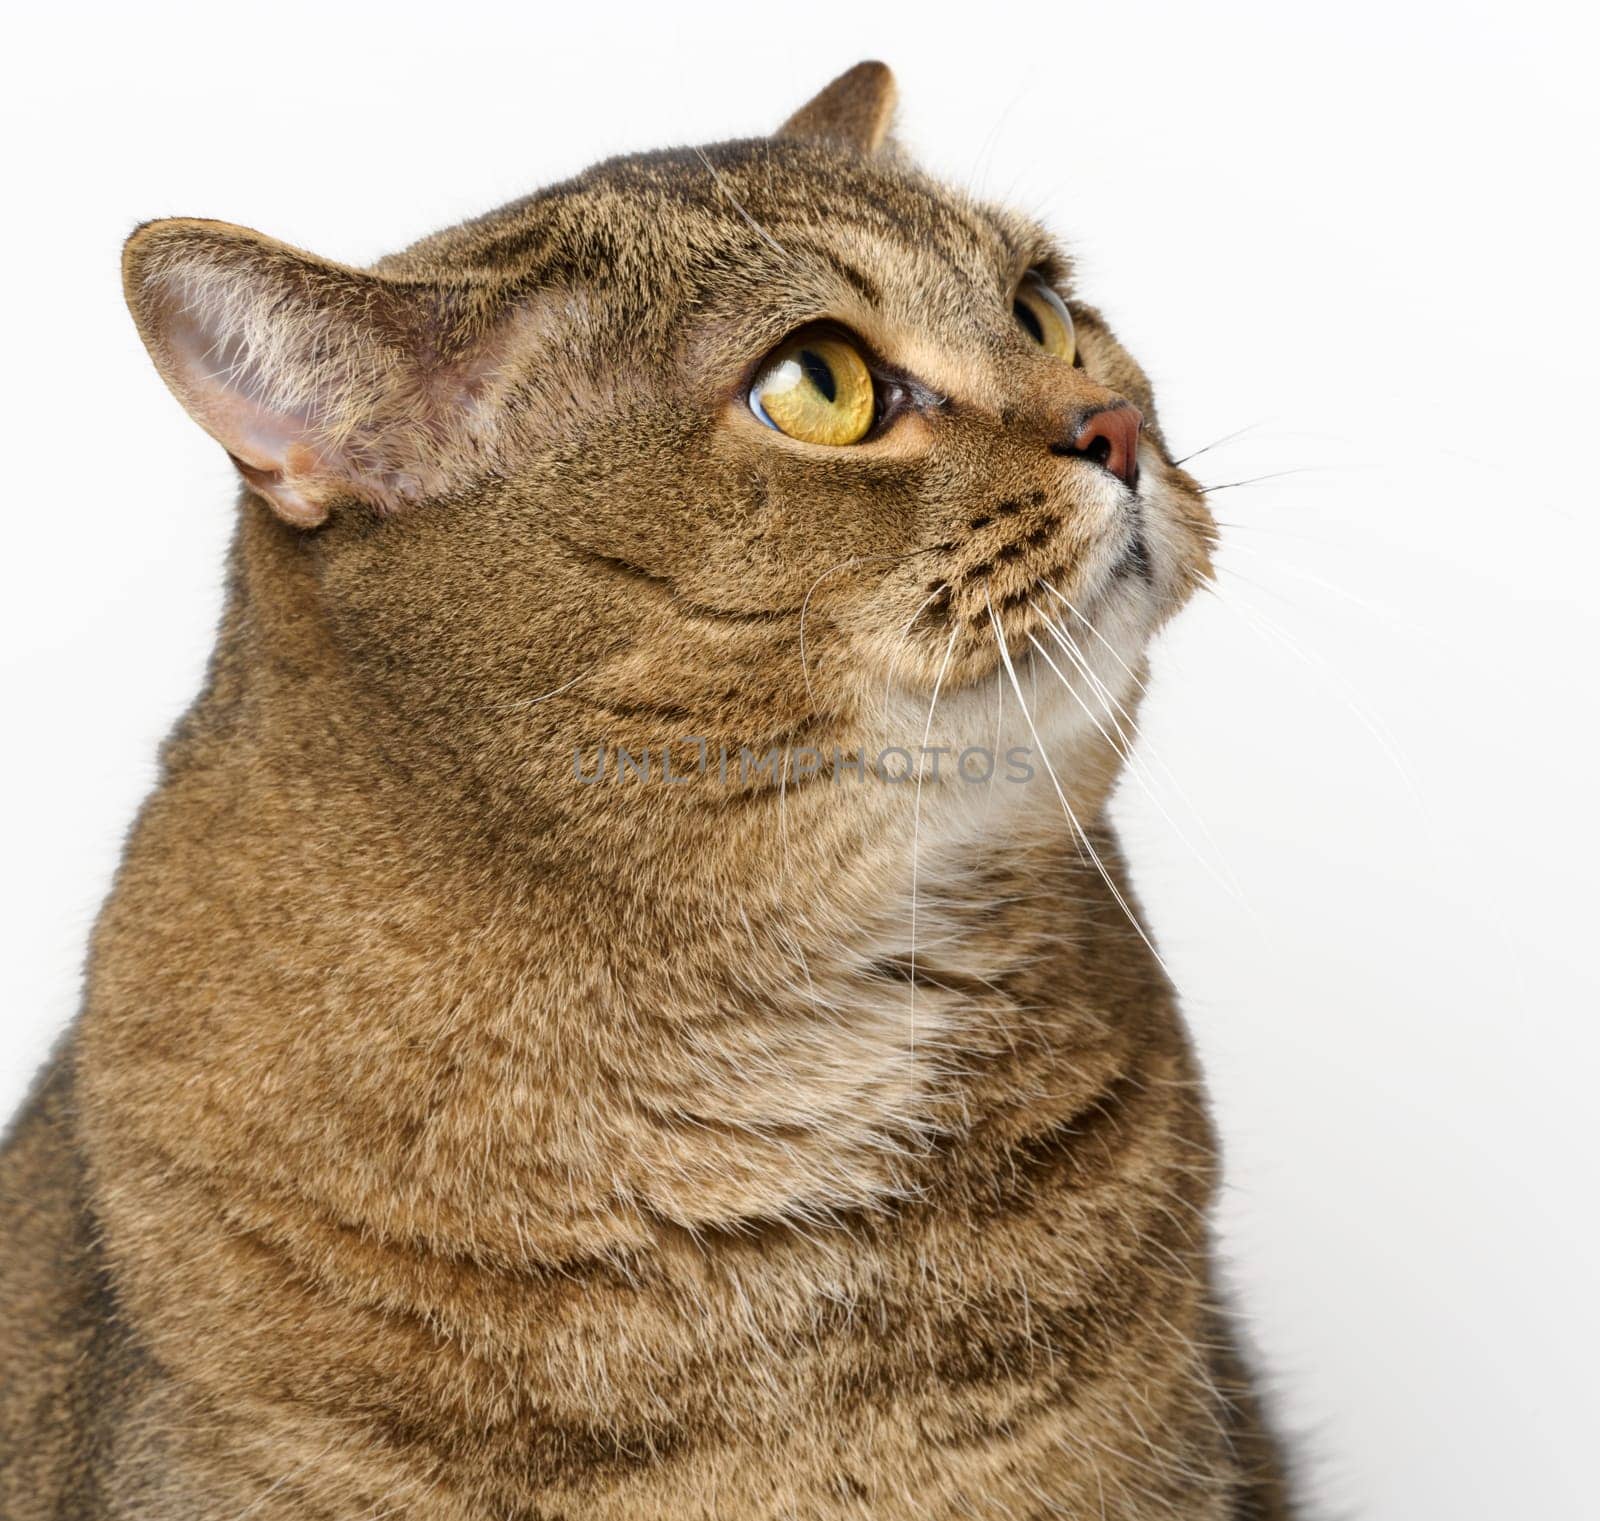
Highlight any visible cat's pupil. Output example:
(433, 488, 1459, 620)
(799, 348, 837, 403)
(1014, 299, 1045, 344)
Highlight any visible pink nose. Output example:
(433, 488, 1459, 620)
(1056, 404, 1142, 488)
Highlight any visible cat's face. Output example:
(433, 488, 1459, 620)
(123, 64, 1213, 838)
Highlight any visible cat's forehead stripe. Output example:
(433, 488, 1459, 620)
(784, 241, 885, 309)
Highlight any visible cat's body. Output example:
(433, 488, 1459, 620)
(0, 65, 1292, 1518)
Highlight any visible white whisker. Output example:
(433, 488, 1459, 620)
(1036, 583, 1254, 910)
(1205, 576, 1423, 803)
(504, 666, 592, 710)
(693, 148, 789, 258)
(1039, 581, 1149, 697)
(799, 545, 939, 710)
(985, 653, 1006, 816)
(878, 582, 952, 721)
(985, 592, 1175, 981)
(909, 624, 961, 1061)
(1026, 616, 1249, 911)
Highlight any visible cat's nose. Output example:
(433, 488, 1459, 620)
(1051, 403, 1142, 489)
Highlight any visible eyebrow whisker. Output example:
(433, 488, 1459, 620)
(694, 148, 790, 259)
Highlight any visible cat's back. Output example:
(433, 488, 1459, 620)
(0, 1055, 148, 1519)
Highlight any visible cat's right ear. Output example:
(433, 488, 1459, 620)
(122, 219, 498, 529)
(777, 61, 899, 156)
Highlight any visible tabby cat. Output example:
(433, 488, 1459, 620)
(0, 61, 1292, 1520)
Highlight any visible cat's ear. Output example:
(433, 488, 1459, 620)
(122, 219, 497, 528)
(777, 61, 898, 156)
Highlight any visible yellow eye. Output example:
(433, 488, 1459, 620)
(749, 334, 876, 446)
(1013, 275, 1077, 363)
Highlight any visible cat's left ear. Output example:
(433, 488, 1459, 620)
(122, 218, 503, 528)
(777, 61, 898, 156)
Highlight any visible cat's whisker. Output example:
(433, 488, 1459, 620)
(1203, 576, 1424, 804)
(1025, 616, 1249, 911)
(984, 591, 1174, 980)
(226, 1439, 342, 1521)
(1217, 535, 1445, 646)
(798, 544, 944, 710)
(908, 624, 960, 1063)
(986, 651, 1006, 815)
(878, 582, 951, 722)
(349, 1473, 445, 1521)
(1029, 614, 1137, 762)
(1027, 605, 1138, 742)
(692, 148, 789, 258)
(1209, 518, 1351, 549)
(1197, 467, 1317, 494)
(1029, 600, 1177, 796)
(501, 666, 594, 711)
(1033, 595, 1256, 913)
(1039, 581, 1151, 698)
(770, 730, 830, 1027)
(1169, 419, 1271, 469)
(962, 90, 1028, 203)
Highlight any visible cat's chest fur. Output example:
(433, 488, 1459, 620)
(68, 750, 1237, 1520)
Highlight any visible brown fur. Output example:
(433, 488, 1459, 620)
(0, 63, 1292, 1519)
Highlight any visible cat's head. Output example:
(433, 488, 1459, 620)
(123, 63, 1214, 840)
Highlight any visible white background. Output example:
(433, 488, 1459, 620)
(3, 3, 1596, 1515)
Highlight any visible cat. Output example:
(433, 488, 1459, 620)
(0, 61, 1293, 1520)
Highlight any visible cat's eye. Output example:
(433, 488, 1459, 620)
(1013, 274, 1077, 364)
(749, 334, 876, 446)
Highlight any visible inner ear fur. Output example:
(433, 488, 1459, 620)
(122, 218, 501, 528)
(777, 61, 899, 156)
